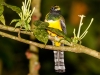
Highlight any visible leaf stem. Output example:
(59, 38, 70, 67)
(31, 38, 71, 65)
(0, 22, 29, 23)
(80, 18, 94, 39)
(77, 15, 85, 38)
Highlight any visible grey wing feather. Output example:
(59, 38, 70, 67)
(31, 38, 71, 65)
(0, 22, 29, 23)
(60, 19, 67, 34)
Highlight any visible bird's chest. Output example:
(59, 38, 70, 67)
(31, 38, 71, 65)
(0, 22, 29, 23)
(46, 20, 62, 31)
(45, 20, 62, 37)
(46, 20, 63, 46)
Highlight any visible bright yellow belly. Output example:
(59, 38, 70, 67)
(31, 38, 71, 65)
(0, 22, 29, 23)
(46, 20, 62, 46)
(47, 20, 62, 30)
(47, 20, 62, 36)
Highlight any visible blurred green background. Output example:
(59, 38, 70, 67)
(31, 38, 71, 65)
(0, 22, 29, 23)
(1, 0, 100, 75)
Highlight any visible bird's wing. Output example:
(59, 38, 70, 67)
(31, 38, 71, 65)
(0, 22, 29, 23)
(60, 16, 67, 34)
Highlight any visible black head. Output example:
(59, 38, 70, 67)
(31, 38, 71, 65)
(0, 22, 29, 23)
(50, 5, 61, 14)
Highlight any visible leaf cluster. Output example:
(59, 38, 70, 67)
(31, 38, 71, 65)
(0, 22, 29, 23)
(33, 20, 71, 44)
(0, 0, 70, 45)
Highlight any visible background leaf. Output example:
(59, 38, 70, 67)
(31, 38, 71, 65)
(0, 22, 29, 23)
(3, 2, 21, 14)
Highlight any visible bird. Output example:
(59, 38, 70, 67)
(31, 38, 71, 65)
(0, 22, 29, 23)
(45, 5, 67, 73)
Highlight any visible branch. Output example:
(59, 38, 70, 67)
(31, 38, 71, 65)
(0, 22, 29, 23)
(0, 24, 31, 35)
(0, 31, 100, 59)
(0, 24, 71, 46)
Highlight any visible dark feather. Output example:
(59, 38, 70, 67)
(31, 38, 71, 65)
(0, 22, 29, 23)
(60, 17, 67, 34)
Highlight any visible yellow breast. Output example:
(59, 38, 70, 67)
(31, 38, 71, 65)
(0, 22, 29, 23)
(47, 20, 62, 31)
(46, 20, 62, 37)
(46, 20, 62, 46)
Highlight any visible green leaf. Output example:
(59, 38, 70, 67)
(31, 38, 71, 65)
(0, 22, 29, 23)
(13, 20, 30, 31)
(33, 20, 43, 26)
(0, 0, 4, 4)
(0, 4, 4, 16)
(0, 0, 4, 15)
(24, 23, 30, 31)
(0, 14, 5, 25)
(39, 22, 49, 29)
(10, 19, 20, 25)
(47, 27, 65, 37)
(64, 36, 71, 42)
(15, 21, 22, 28)
(3, 2, 21, 14)
(33, 20, 49, 29)
(47, 27, 71, 42)
(33, 28, 48, 44)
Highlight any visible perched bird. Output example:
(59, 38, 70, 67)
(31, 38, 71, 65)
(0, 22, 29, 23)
(45, 5, 67, 73)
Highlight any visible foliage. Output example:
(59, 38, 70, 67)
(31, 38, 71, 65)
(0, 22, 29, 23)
(0, 0, 71, 45)
(0, 0, 4, 16)
(33, 20, 71, 44)
(0, 0, 5, 25)
(0, 14, 5, 25)
(3, 2, 21, 14)
(3, 0, 35, 31)
(33, 21, 49, 44)
(72, 15, 93, 44)
(0, 0, 99, 75)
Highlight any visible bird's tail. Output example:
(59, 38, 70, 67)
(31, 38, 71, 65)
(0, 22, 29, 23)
(54, 51, 65, 73)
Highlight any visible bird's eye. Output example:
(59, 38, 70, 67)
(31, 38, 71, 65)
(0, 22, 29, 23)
(51, 7, 55, 10)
